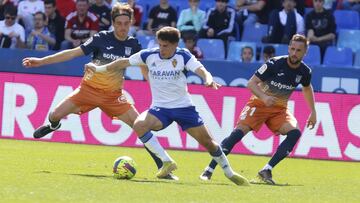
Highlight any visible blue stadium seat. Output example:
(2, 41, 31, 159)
(337, 29, 360, 52)
(136, 35, 155, 48)
(323, 46, 353, 67)
(303, 44, 321, 66)
(197, 38, 225, 59)
(334, 10, 360, 31)
(227, 41, 257, 61)
(241, 23, 268, 43)
(262, 43, 288, 56)
(354, 50, 360, 68)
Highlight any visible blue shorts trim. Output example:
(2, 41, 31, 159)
(148, 106, 204, 131)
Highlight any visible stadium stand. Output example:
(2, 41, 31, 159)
(197, 38, 225, 60)
(303, 44, 321, 66)
(227, 41, 257, 61)
(337, 29, 360, 52)
(323, 46, 353, 67)
(241, 23, 268, 43)
(334, 10, 360, 31)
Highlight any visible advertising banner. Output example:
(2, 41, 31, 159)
(1, 72, 359, 161)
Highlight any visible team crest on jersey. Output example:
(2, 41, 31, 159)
(117, 95, 127, 103)
(172, 59, 177, 68)
(125, 47, 132, 56)
(295, 75, 302, 83)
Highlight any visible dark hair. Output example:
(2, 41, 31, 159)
(111, 2, 134, 22)
(182, 31, 197, 42)
(263, 45, 275, 55)
(156, 26, 180, 44)
(4, 5, 17, 16)
(34, 11, 47, 21)
(290, 34, 309, 49)
(44, 0, 56, 6)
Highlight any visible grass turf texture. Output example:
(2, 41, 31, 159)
(1, 139, 359, 203)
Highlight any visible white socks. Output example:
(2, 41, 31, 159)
(262, 164, 273, 171)
(212, 152, 235, 178)
(141, 132, 173, 162)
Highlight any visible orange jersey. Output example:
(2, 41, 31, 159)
(82, 69, 125, 92)
(80, 31, 142, 92)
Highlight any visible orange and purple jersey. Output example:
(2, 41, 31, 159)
(80, 31, 141, 92)
(253, 56, 312, 107)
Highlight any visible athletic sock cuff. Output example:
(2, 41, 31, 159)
(139, 132, 153, 143)
(210, 146, 222, 157)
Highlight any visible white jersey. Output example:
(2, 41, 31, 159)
(129, 47, 203, 108)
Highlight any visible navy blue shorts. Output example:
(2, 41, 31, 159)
(148, 106, 204, 131)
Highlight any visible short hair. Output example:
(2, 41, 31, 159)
(156, 27, 180, 44)
(111, 2, 134, 22)
(44, 0, 56, 6)
(241, 46, 253, 55)
(4, 5, 17, 16)
(290, 34, 309, 49)
(34, 11, 47, 21)
(263, 45, 275, 55)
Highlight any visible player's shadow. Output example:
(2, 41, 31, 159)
(250, 180, 304, 187)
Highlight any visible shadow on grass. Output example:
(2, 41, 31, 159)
(250, 180, 304, 187)
(34, 170, 236, 186)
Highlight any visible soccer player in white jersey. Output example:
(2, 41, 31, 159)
(84, 26, 249, 186)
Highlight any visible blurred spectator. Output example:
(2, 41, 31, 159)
(262, 0, 304, 24)
(262, 45, 275, 61)
(342, 0, 360, 12)
(128, 0, 143, 35)
(177, 0, 206, 36)
(56, 0, 76, 18)
(61, 0, 99, 49)
(44, 0, 65, 50)
(235, 0, 266, 26)
(306, 0, 336, 59)
(183, 32, 203, 59)
(200, 0, 236, 52)
(262, 0, 304, 44)
(17, 0, 45, 33)
(1, 0, 14, 20)
(0, 5, 25, 48)
(240, 46, 253, 62)
(146, 0, 177, 35)
(89, 0, 111, 31)
(26, 11, 55, 50)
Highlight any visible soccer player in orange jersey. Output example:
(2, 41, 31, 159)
(22, 2, 177, 180)
(200, 34, 317, 184)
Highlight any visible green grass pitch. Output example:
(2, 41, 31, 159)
(1, 139, 359, 203)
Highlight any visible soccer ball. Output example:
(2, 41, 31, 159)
(113, 156, 137, 179)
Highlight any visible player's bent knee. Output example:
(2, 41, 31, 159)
(287, 129, 301, 139)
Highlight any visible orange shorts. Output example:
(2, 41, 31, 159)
(236, 99, 297, 134)
(67, 83, 132, 118)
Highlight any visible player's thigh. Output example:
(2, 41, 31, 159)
(186, 125, 218, 151)
(236, 102, 268, 132)
(267, 109, 298, 135)
(134, 110, 164, 134)
(50, 98, 81, 120)
(116, 105, 140, 128)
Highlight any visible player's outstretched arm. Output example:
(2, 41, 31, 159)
(22, 47, 84, 68)
(302, 85, 317, 129)
(84, 58, 131, 73)
(195, 66, 221, 90)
